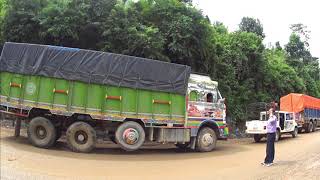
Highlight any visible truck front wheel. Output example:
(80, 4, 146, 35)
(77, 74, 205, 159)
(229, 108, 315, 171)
(254, 134, 262, 142)
(27, 117, 57, 148)
(292, 127, 298, 138)
(196, 127, 217, 152)
(66, 122, 96, 153)
(115, 121, 145, 151)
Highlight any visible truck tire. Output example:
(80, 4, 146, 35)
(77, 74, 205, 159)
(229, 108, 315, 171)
(292, 127, 298, 138)
(27, 117, 57, 148)
(66, 122, 96, 153)
(275, 129, 281, 142)
(115, 121, 145, 151)
(305, 123, 313, 133)
(254, 134, 262, 143)
(196, 127, 217, 152)
(312, 121, 317, 132)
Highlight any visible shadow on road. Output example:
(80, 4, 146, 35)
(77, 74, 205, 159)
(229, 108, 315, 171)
(2, 127, 319, 161)
(1, 133, 249, 162)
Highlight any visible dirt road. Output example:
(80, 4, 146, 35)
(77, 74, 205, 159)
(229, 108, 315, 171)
(1, 127, 320, 180)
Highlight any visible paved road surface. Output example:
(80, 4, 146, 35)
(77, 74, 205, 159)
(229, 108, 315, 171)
(1, 127, 320, 180)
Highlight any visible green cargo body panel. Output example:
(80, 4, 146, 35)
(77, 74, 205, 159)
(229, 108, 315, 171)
(0, 72, 186, 124)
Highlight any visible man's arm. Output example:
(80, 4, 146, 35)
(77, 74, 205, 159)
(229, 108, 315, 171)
(268, 115, 277, 125)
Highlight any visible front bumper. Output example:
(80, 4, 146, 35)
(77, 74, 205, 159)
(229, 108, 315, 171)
(218, 126, 229, 140)
(245, 129, 267, 134)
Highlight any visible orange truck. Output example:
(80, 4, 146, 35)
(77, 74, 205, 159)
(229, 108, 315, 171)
(280, 93, 320, 133)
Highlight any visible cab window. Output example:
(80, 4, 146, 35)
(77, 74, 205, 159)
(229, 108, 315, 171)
(206, 91, 218, 103)
(286, 113, 293, 120)
(206, 93, 213, 103)
(261, 114, 267, 121)
(189, 90, 198, 101)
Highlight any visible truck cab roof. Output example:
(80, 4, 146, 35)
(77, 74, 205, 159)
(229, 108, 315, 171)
(188, 74, 218, 92)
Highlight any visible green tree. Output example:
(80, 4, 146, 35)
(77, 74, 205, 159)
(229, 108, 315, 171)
(285, 29, 319, 97)
(141, 0, 214, 71)
(239, 17, 265, 39)
(80, 0, 117, 49)
(102, 1, 168, 61)
(285, 34, 311, 64)
(290, 23, 310, 48)
(0, 0, 318, 126)
(263, 48, 306, 98)
(213, 30, 266, 123)
(275, 41, 282, 50)
(3, 0, 47, 43)
(0, 0, 7, 50)
(38, 0, 89, 47)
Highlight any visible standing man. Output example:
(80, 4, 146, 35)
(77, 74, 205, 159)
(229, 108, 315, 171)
(262, 108, 277, 166)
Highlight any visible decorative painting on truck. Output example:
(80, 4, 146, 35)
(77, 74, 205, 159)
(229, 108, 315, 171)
(188, 101, 224, 119)
(187, 74, 226, 122)
(184, 74, 228, 138)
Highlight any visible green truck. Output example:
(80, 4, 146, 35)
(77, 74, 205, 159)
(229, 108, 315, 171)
(0, 42, 228, 152)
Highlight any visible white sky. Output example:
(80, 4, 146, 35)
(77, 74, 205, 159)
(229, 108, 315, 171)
(194, 0, 320, 58)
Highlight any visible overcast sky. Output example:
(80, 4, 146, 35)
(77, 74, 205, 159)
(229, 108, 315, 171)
(194, 0, 319, 58)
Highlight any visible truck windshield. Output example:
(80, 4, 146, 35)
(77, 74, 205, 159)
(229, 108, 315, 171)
(189, 89, 218, 103)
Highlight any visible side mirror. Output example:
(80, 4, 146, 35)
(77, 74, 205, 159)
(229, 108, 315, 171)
(218, 98, 225, 103)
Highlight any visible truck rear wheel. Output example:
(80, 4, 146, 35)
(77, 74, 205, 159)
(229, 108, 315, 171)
(254, 134, 262, 143)
(115, 121, 145, 151)
(196, 127, 217, 152)
(66, 122, 96, 153)
(27, 117, 57, 148)
(305, 123, 313, 133)
(312, 121, 317, 132)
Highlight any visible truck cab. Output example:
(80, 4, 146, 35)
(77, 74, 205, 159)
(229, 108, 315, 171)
(187, 74, 228, 139)
(246, 111, 299, 142)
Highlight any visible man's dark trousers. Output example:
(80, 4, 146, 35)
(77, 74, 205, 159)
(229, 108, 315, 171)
(264, 132, 276, 164)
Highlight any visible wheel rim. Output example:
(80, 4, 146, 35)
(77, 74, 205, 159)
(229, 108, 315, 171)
(123, 128, 139, 145)
(35, 126, 47, 139)
(201, 133, 214, 147)
(74, 130, 88, 145)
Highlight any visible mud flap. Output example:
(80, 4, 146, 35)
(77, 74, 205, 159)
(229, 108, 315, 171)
(190, 137, 196, 150)
(14, 119, 21, 137)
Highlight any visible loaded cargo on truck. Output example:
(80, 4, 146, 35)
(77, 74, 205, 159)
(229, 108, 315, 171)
(280, 93, 320, 133)
(0, 42, 228, 152)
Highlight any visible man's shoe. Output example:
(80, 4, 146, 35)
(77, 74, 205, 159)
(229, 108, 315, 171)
(261, 162, 266, 166)
(265, 163, 274, 167)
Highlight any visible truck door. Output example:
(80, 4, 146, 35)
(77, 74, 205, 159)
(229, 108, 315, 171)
(279, 113, 285, 130)
(285, 113, 295, 132)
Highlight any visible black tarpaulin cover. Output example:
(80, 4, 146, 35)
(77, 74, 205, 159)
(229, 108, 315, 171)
(0, 42, 191, 95)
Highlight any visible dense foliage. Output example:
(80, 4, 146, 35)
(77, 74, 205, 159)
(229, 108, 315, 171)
(0, 0, 319, 125)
